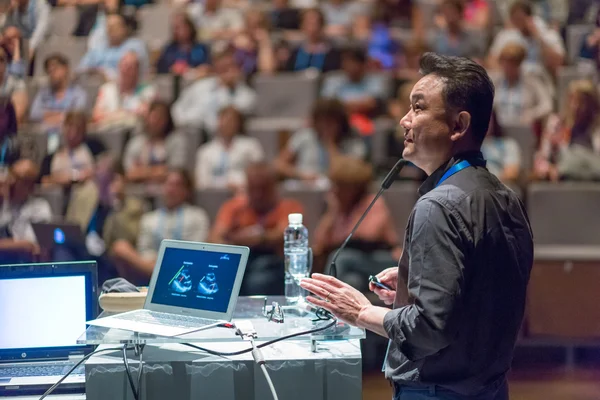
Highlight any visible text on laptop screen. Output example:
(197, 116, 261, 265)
(0, 276, 87, 350)
(151, 247, 242, 313)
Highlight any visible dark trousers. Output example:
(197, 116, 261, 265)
(393, 380, 508, 400)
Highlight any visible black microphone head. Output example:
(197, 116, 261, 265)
(382, 159, 408, 189)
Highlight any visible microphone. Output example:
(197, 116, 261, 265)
(328, 159, 408, 278)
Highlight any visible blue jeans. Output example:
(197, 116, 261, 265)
(393, 380, 508, 400)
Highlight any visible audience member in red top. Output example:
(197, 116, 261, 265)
(209, 162, 303, 295)
(313, 155, 400, 292)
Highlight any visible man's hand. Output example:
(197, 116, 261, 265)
(300, 273, 371, 326)
(369, 267, 398, 305)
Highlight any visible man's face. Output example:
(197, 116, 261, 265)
(399, 74, 454, 171)
(107, 15, 127, 46)
(342, 56, 364, 82)
(47, 60, 68, 87)
(441, 3, 461, 27)
(163, 172, 189, 209)
(246, 170, 276, 214)
(215, 55, 240, 87)
(510, 9, 528, 33)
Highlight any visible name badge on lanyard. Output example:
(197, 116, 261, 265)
(154, 207, 185, 249)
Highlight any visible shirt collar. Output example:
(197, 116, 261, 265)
(418, 151, 486, 196)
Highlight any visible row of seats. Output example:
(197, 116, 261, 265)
(36, 181, 600, 249)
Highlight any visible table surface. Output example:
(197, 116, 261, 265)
(78, 296, 365, 345)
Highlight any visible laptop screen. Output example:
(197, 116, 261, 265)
(151, 247, 242, 313)
(0, 275, 88, 350)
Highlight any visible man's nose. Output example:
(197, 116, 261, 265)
(399, 111, 412, 131)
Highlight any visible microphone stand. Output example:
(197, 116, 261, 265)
(328, 159, 408, 278)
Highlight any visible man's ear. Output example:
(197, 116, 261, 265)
(450, 111, 471, 142)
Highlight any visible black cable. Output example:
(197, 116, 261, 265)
(183, 317, 337, 356)
(137, 345, 144, 400)
(122, 345, 140, 400)
(39, 346, 123, 400)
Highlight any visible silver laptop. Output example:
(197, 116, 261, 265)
(87, 240, 250, 337)
(0, 261, 98, 396)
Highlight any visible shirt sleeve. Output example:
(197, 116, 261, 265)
(383, 197, 469, 361)
(185, 208, 210, 242)
(136, 213, 156, 260)
(29, 0, 50, 51)
(29, 91, 45, 122)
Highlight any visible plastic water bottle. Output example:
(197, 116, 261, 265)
(284, 213, 309, 304)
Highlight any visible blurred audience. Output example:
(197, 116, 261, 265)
(489, 0, 565, 76)
(579, 8, 600, 69)
(492, 43, 552, 127)
(395, 39, 429, 85)
(229, 9, 276, 75)
(1, 26, 26, 77)
(29, 54, 88, 148)
(275, 98, 366, 184)
(187, 0, 244, 45)
(195, 106, 264, 190)
(156, 12, 211, 78)
(209, 162, 303, 295)
(123, 100, 187, 183)
(78, 12, 149, 80)
(3, 0, 50, 59)
(481, 110, 522, 183)
(111, 169, 209, 284)
(428, 0, 484, 60)
(313, 155, 400, 292)
(0, 45, 27, 123)
(0, 101, 38, 165)
(171, 49, 256, 134)
(91, 51, 155, 129)
(270, 0, 301, 31)
(0, 159, 52, 263)
(535, 80, 600, 181)
(321, 0, 365, 38)
(40, 111, 106, 188)
(322, 47, 386, 136)
(282, 8, 341, 73)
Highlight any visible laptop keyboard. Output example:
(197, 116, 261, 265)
(0, 363, 84, 378)
(115, 311, 218, 329)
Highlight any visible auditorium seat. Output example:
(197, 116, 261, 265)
(34, 185, 65, 216)
(195, 189, 234, 224)
(89, 127, 129, 158)
(567, 24, 593, 64)
(50, 6, 78, 37)
(252, 72, 319, 118)
(502, 123, 535, 175)
(154, 74, 176, 103)
(246, 117, 305, 160)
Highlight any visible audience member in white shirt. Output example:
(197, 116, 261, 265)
(0, 159, 52, 262)
(123, 100, 187, 184)
(171, 49, 256, 134)
(187, 0, 244, 44)
(195, 106, 264, 190)
(111, 169, 209, 284)
(488, 1, 565, 77)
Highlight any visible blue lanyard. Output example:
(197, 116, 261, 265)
(154, 207, 184, 248)
(0, 140, 8, 165)
(87, 209, 99, 234)
(436, 160, 472, 187)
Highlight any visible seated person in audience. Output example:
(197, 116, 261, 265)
(1, 26, 26, 77)
(209, 162, 303, 295)
(123, 100, 187, 183)
(172, 49, 256, 134)
(91, 51, 155, 129)
(534, 80, 600, 181)
(321, 47, 386, 136)
(313, 155, 400, 292)
(29, 54, 88, 148)
(111, 169, 209, 284)
(488, 1, 565, 77)
(394, 39, 429, 86)
(492, 42, 552, 127)
(195, 106, 264, 190)
(371, 0, 422, 35)
(281, 8, 341, 73)
(579, 8, 600, 69)
(428, 0, 484, 60)
(230, 10, 276, 75)
(0, 159, 52, 263)
(3, 0, 50, 60)
(351, 12, 400, 71)
(320, 0, 365, 38)
(40, 111, 106, 188)
(435, 0, 490, 31)
(275, 98, 367, 184)
(187, 0, 244, 44)
(83, 0, 122, 50)
(0, 45, 27, 123)
(77, 12, 149, 80)
(270, 0, 301, 31)
(0, 101, 39, 167)
(156, 12, 211, 78)
(481, 110, 522, 183)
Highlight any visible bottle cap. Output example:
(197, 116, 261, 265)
(288, 213, 303, 225)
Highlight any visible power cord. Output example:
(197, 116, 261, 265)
(39, 346, 124, 400)
(122, 345, 139, 400)
(122, 344, 146, 400)
(250, 338, 278, 400)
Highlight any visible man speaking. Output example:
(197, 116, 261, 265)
(300, 52, 533, 399)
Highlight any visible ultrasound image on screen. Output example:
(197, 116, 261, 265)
(151, 248, 242, 313)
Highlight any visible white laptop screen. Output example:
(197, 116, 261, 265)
(151, 247, 242, 313)
(0, 276, 88, 350)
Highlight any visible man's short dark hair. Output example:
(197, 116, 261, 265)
(342, 46, 367, 64)
(419, 52, 494, 143)
(509, 0, 533, 16)
(44, 53, 69, 72)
